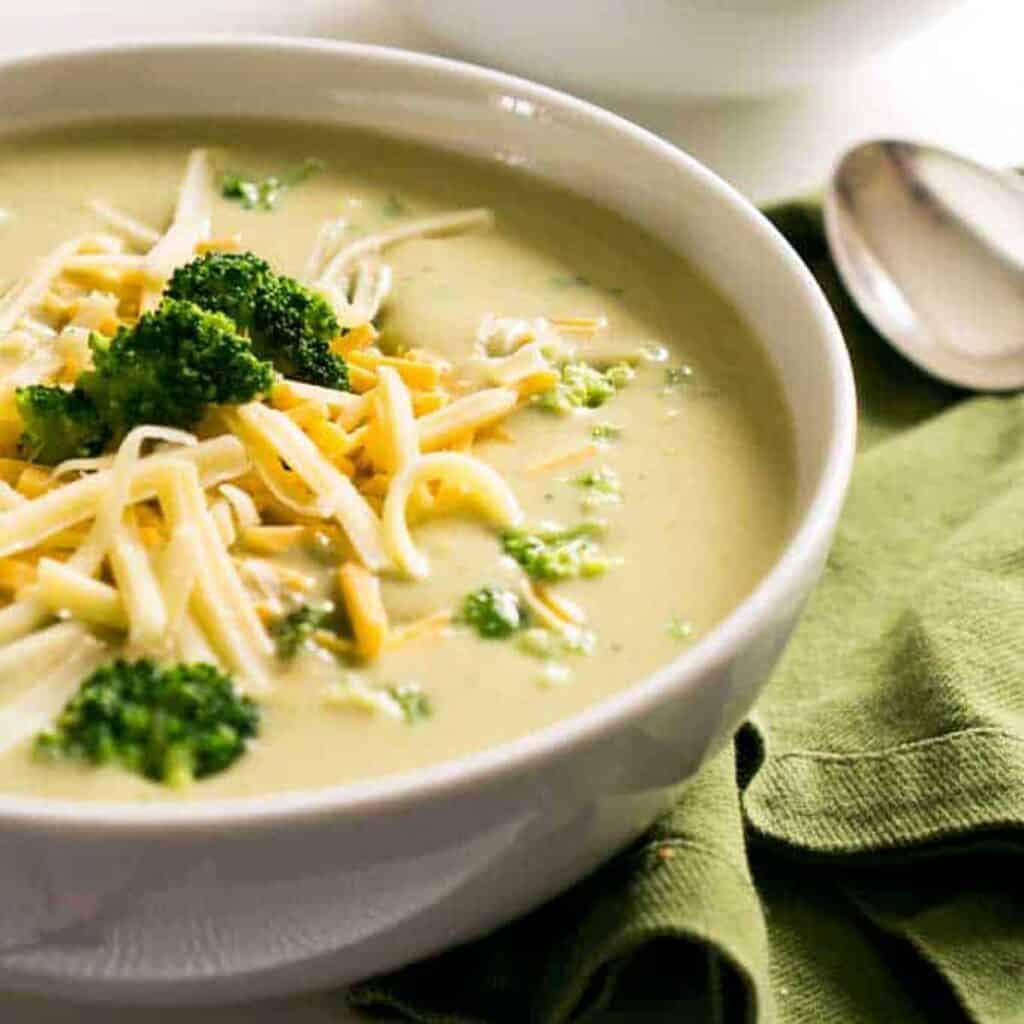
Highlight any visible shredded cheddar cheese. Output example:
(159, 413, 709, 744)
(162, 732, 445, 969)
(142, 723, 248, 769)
(0, 149, 611, 688)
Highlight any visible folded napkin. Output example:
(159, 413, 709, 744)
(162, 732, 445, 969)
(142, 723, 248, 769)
(349, 199, 1024, 1024)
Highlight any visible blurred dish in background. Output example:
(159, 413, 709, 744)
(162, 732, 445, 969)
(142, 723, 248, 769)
(406, 0, 964, 99)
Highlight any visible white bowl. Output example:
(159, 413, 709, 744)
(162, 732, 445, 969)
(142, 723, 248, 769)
(0, 38, 855, 1005)
(406, 0, 964, 98)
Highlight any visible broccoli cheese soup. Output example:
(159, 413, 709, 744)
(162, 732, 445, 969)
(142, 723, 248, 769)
(0, 120, 795, 801)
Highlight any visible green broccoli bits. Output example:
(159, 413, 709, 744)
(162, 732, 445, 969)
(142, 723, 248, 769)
(572, 465, 622, 509)
(35, 660, 260, 788)
(461, 585, 526, 639)
(537, 361, 635, 413)
(220, 157, 324, 212)
(271, 603, 335, 660)
(385, 684, 433, 724)
(501, 522, 617, 581)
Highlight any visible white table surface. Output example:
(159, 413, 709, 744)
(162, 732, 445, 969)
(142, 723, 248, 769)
(1, 0, 1022, 1019)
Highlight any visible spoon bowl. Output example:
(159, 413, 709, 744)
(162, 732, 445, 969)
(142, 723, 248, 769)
(825, 140, 1024, 390)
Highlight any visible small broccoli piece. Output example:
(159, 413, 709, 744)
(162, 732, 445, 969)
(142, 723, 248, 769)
(666, 617, 695, 641)
(35, 660, 259, 787)
(517, 625, 596, 659)
(604, 363, 636, 389)
(664, 365, 695, 389)
(271, 603, 334, 660)
(502, 522, 617, 581)
(536, 361, 635, 413)
(572, 466, 622, 509)
(15, 385, 109, 464)
(221, 171, 266, 211)
(385, 684, 432, 724)
(460, 585, 526, 639)
(220, 158, 324, 212)
(166, 251, 272, 329)
(80, 298, 274, 437)
(591, 422, 622, 443)
(167, 252, 349, 390)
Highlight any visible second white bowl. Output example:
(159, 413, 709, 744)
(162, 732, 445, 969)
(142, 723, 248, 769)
(407, 0, 964, 98)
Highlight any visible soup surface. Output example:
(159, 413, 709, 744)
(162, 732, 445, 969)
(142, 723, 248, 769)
(0, 121, 794, 801)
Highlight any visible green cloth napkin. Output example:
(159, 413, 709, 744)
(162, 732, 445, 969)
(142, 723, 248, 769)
(348, 200, 1024, 1023)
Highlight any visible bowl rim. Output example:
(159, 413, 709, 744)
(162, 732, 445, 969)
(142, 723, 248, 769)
(0, 35, 857, 831)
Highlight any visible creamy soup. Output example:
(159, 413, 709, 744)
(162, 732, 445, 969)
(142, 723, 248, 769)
(0, 121, 794, 801)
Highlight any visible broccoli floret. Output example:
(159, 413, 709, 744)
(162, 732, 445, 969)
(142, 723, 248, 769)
(15, 300, 273, 465)
(166, 251, 272, 329)
(251, 275, 348, 390)
(385, 683, 432, 724)
(536, 361, 635, 413)
(35, 660, 260, 787)
(271, 603, 334, 660)
(590, 422, 622, 443)
(460, 585, 526, 639)
(220, 158, 324, 212)
(15, 385, 109, 464)
(604, 363, 636, 389)
(77, 298, 274, 438)
(572, 466, 622, 509)
(666, 617, 695, 641)
(167, 252, 349, 390)
(664, 365, 695, 389)
(517, 625, 596, 659)
(502, 522, 617, 581)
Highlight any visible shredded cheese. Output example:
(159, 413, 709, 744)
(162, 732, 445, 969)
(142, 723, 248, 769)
(36, 558, 128, 630)
(157, 460, 273, 694)
(0, 620, 90, 679)
(384, 608, 452, 651)
(0, 479, 25, 511)
(383, 451, 524, 579)
(481, 342, 552, 387)
(319, 208, 494, 282)
(275, 378, 369, 419)
(72, 425, 196, 577)
(0, 435, 248, 560)
(304, 216, 348, 282)
(218, 483, 261, 529)
(0, 597, 53, 648)
(0, 237, 85, 340)
(87, 199, 161, 248)
(0, 558, 33, 595)
(230, 403, 390, 572)
(142, 148, 213, 297)
(110, 510, 168, 650)
(416, 387, 519, 452)
(0, 638, 107, 756)
(338, 561, 388, 659)
(375, 365, 419, 476)
(525, 444, 598, 476)
(157, 524, 202, 641)
(209, 498, 237, 546)
(239, 525, 305, 555)
(178, 611, 218, 665)
(316, 258, 394, 329)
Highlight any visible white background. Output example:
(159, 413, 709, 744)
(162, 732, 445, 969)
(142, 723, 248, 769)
(1, 0, 1021, 1019)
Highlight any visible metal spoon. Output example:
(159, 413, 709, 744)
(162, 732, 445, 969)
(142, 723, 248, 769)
(824, 140, 1024, 390)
